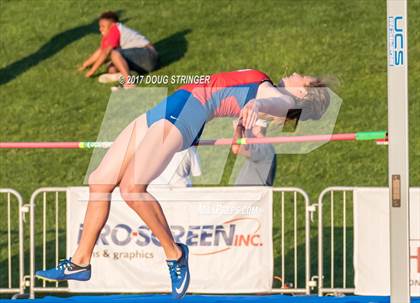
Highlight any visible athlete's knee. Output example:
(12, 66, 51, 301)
(88, 169, 102, 186)
(89, 183, 114, 194)
(119, 182, 148, 207)
(88, 169, 117, 190)
(88, 178, 115, 202)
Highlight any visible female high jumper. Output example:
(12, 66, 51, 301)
(35, 69, 330, 299)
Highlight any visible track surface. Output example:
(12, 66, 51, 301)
(1, 295, 419, 303)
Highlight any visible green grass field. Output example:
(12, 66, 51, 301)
(0, 0, 419, 296)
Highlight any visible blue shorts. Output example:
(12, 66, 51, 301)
(146, 90, 207, 150)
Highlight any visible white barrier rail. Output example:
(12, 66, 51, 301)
(29, 188, 68, 299)
(6, 185, 409, 298)
(317, 187, 355, 296)
(271, 188, 313, 295)
(0, 189, 25, 296)
(28, 187, 313, 297)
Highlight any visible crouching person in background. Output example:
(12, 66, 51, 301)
(79, 11, 158, 87)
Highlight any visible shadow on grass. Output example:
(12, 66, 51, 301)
(0, 229, 20, 290)
(0, 230, 67, 293)
(272, 226, 354, 291)
(273, 226, 310, 289)
(154, 29, 191, 70)
(0, 8, 128, 85)
(317, 226, 354, 290)
(0, 25, 190, 85)
(0, 18, 100, 85)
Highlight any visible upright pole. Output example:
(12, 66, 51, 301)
(387, 1, 410, 302)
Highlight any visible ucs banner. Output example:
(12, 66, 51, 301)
(67, 186, 273, 293)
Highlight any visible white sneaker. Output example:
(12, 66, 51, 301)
(98, 73, 123, 84)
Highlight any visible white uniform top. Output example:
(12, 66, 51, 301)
(117, 23, 150, 49)
(151, 147, 201, 187)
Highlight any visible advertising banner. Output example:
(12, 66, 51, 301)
(67, 186, 273, 293)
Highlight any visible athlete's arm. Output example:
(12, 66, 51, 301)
(79, 48, 102, 71)
(255, 95, 296, 117)
(231, 120, 251, 158)
(240, 95, 295, 129)
(85, 46, 113, 77)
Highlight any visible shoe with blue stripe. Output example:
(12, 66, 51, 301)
(167, 243, 190, 299)
(35, 258, 91, 282)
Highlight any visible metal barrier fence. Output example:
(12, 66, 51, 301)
(28, 187, 313, 297)
(2, 185, 362, 298)
(0, 189, 25, 296)
(271, 188, 313, 295)
(0, 185, 362, 298)
(317, 187, 355, 296)
(29, 187, 68, 298)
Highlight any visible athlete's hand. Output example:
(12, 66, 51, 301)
(232, 118, 245, 136)
(85, 69, 94, 78)
(78, 61, 89, 72)
(240, 100, 259, 129)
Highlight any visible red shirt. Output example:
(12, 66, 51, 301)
(101, 23, 120, 49)
(180, 69, 271, 117)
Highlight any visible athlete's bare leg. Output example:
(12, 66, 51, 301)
(110, 50, 132, 87)
(72, 116, 183, 264)
(119, 120, 184, 260)
(71, 115, 148, 265)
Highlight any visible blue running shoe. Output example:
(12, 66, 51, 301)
(35, 258, 91, 282)
(167, 243, 190, 299)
